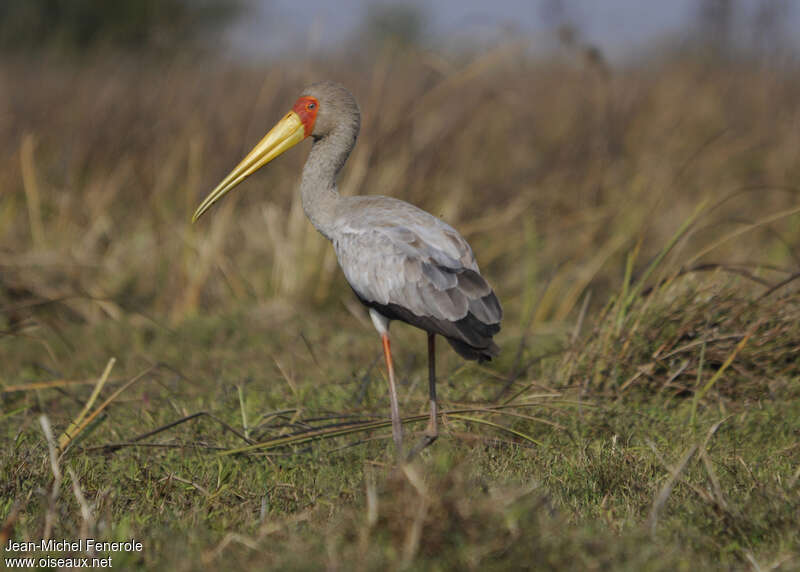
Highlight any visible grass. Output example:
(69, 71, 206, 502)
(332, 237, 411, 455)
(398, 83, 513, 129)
(2, 299, 798, 570)
(1, 45, 800, 569)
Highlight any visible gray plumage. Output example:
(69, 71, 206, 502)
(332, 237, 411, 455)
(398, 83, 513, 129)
(299, 81, 502, 361)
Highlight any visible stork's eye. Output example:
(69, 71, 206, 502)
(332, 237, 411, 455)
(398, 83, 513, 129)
(307, 102, 316, 110)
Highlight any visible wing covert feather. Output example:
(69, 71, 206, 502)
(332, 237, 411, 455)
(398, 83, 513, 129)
(329, 195, 502, 360)
(333, 223, 499, 325)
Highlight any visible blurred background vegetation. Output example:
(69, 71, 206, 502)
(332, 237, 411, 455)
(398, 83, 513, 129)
(0, 0, 240, 54)
(2, 0, 798, 328)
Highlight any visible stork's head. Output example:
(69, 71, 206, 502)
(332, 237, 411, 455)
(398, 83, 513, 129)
(192, 81, 359, 223)
(299, 81, 360, 140)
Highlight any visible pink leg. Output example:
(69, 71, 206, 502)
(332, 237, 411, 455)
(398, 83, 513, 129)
(381, 333, 404, 456)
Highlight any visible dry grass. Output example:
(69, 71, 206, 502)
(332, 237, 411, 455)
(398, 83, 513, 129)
(2, 49, 799, 332)
(561, 276, 800, 399)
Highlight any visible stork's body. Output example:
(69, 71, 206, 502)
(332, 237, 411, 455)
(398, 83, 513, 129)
(193, 82, 502, 458)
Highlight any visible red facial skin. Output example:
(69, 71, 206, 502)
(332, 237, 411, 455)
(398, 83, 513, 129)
(292, 96, 319, 137)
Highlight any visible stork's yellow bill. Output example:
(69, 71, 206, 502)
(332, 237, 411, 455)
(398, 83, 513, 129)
(192, 96, 319, 222)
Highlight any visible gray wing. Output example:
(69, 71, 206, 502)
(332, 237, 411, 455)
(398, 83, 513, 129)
(332, 197, 502, 360)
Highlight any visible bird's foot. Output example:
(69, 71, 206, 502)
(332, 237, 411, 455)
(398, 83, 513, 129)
(406, 432, 438, 462)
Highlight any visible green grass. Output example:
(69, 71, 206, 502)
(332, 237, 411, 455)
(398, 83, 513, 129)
(2, 274, 799, 570)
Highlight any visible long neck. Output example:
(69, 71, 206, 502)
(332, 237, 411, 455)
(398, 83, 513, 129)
(300, 122, 359, 240)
